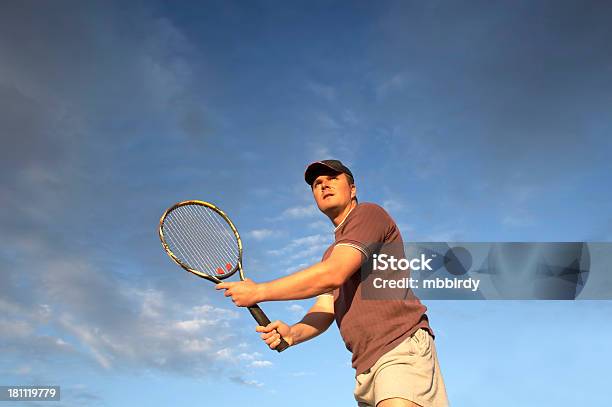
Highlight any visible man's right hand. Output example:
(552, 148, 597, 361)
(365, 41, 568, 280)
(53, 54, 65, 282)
(256, 321, 294, 350)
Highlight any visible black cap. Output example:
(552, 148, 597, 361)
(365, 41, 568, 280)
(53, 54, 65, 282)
(304, 160, 354, 186)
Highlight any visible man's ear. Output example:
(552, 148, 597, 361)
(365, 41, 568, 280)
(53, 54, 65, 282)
(351, 184, 356, 199)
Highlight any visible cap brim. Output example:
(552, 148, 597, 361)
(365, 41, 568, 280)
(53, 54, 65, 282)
(304, 162, 342, 185)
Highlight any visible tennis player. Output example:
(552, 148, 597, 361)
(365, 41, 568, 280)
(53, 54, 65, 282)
(216, 160, 449, 407)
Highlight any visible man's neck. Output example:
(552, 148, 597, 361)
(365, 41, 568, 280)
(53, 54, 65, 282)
(329, 200, 357, 227)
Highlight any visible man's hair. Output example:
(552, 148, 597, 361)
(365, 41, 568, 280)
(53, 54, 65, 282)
(345, 174, 358, 203)
(346, 173, 355, 186)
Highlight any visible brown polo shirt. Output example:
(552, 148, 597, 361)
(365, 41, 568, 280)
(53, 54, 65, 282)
(322, 202, 432, 375)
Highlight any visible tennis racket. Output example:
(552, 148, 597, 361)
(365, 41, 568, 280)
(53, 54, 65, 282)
(158, 200, 289, 352)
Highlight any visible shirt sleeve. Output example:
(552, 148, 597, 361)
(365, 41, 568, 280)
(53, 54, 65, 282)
(335, 204, 393, 259)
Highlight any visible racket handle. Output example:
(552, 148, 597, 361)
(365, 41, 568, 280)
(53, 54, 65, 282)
(247, 304, 290, 353)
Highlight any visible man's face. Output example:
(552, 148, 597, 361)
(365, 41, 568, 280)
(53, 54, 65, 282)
(311, 172, 356, 213)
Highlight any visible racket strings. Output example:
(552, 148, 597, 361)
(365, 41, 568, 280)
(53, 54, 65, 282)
(190, 206, 232, 264)
(178, 206, 236, 271)
(166, 214, 216, 272)
(164, 217, 197, 266)
(162, 204, 239, 276)
(204, 206, 240, 260)
(166, 208, 235, 274)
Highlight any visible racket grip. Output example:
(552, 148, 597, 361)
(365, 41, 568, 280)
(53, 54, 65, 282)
(247, 305, 290, 353)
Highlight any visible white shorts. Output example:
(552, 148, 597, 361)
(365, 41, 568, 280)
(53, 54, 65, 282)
(354, 329, 449, 407)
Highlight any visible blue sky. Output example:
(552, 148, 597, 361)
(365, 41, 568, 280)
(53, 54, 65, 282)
(1, 0, 611, 405)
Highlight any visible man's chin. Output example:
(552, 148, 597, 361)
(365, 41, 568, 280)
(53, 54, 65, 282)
(318, 202, 341, 216)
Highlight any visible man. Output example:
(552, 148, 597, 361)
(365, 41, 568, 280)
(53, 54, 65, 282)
(216, 160, 449, 407)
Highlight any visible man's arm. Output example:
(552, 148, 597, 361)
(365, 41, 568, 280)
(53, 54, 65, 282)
(257, 294, 334, 349)
(260, 244, 363, 301)
(216, 245, 363, 306)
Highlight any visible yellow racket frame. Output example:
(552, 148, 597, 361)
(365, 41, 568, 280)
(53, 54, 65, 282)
(158, 200, 245, 283)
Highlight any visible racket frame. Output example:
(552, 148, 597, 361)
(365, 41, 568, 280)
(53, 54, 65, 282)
(159, 200, 244, 283)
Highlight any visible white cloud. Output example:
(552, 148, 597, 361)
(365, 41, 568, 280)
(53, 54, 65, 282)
(230, 376, 264, 388)
(382, 199, 406, 213)
(268, 234, 332, 264)
(0, 254, 253, 376)
(183, 338, 214, 353)
(375, 73, 407, 99)
(281, 205, 319, 219)
(291, 234, 330, 247)
(248, 229, 279, 240)
(290, 371, 315, 377)
(249, 360, 273, 368)
(284, 262, 311, 274)
(215, 348, 233, 361)
(0, 319, 34, 338)
(312, 146, 331, 158)
(172, 305, 240, 331)
(140, 289, 165, 319)
(286, 303, 305, 314)
(174, 319, 217, 332)
(308, 220, 332, 232)
(315, 112, 342, 130)
(306, 80, 336, 101)
(191, 305, 240, 320)
(58, 316, 114, 370)
(232, 351, 263, 362)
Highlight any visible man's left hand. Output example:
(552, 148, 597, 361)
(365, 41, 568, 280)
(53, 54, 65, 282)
(215, 278, 261, 307)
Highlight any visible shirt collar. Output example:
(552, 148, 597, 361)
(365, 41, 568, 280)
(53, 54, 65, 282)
(334, 204, 357, 232)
